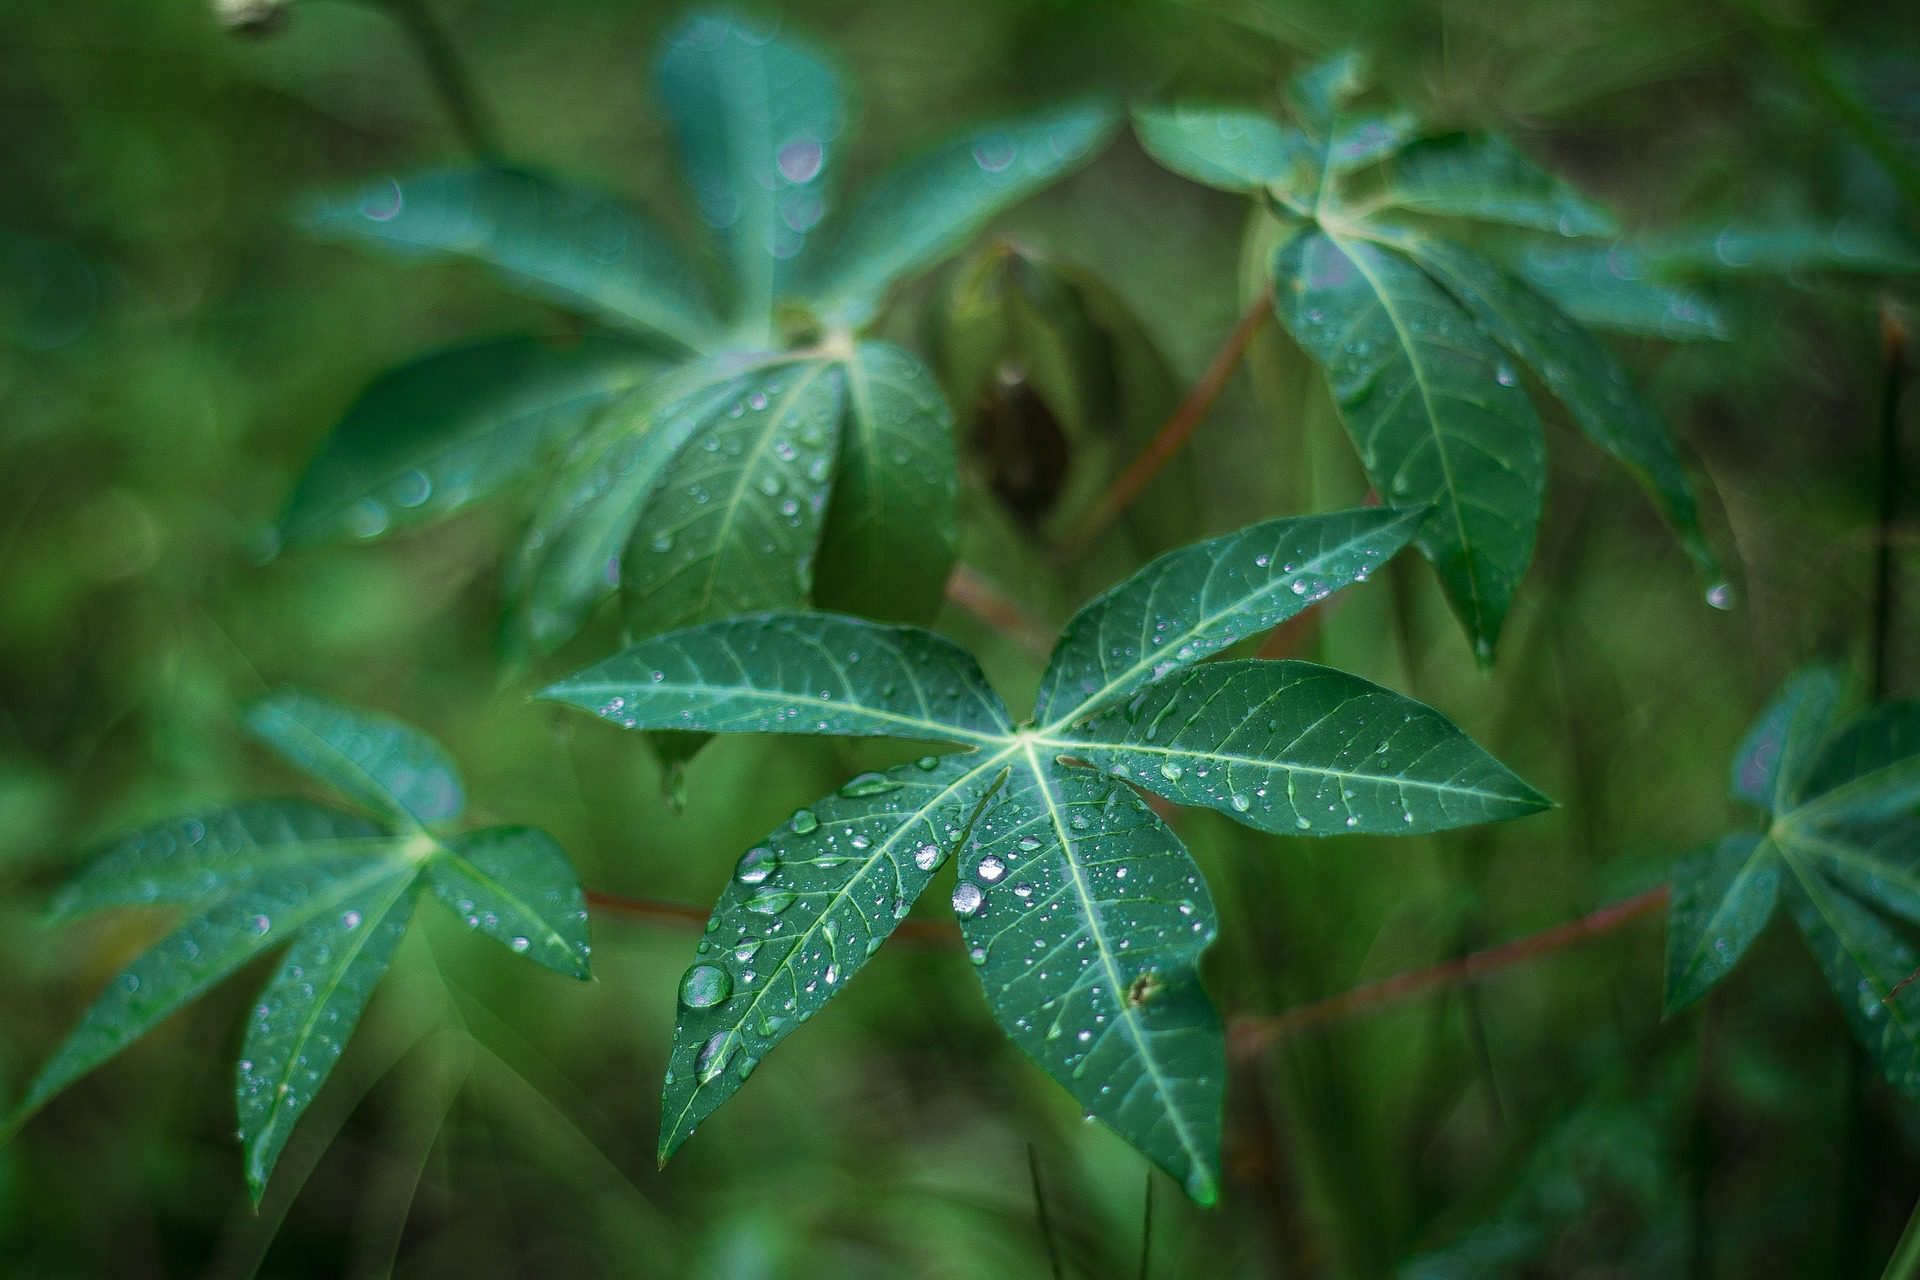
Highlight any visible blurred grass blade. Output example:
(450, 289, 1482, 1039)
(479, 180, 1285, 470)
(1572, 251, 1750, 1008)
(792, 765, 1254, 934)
(246, 688, 465, 829)
(49, 802, 391, 921)
(1395, 236, 1719, 582)
(541, 613, 1013, 743)
(278, 335, 661, 549)
(655, 13, 842, 334)
(623, 360, 846, 635)
(1054, 660, 1550, 835)
(304, 167, 719, 349)
(1273, 230, 1545, 663)
(1371, 133, 1615, 235)
(1034, 506, 1425, 725)
(958, 754, 1223, 1204)
(430, 827, 594, 979)
(809, 104, 1119, 326)
(811, 343, 958, 624)
(657, 753, 1005, 1161)
(238, 869, 420, 1201)
(1663, 834, 1777, 1012)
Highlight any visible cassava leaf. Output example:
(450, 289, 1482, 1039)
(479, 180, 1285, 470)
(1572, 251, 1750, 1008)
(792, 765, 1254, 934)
(1783, 821, 1920, 926)
(1130, 107, 1320, 197)
(1371, 133, 1614, 236)
(279, 335, 660, 549)
(245, 688, 465, 829)
(238, 868, 420, 1200)
(1033, 505, 1426, 725)
(808, 103, 1119, 326)
(1273, 231, 1545, 661)
(1053, 660, 1550, 835)
(1639, 221, 1920, 278)
(623, 360, 847, 635)
(304, 167, 718, 349)
(48, 801, 390, 921)
(1394, 236, 1718, 580)
(956, 753, 1223, 1203)
(541, 612, 1012, 744)
(655, 13, 842, 333)
(810, 342, 958, 624)
(1730, 665, 1846, 812)
(1663, 834, 1778, 1013)
(1782, 852, 1920, 1096)
(1792, 701, 1920, 825)
(658, 752, 1004, 1160)
(1507, 243, 1729, 341)
(429, 828, 594, 979)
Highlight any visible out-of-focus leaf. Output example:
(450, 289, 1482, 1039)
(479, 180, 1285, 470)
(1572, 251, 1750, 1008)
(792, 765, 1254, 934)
(1508, 243, 1729, 341)
(1730, 665, 1846, 811)
(1372, 133, 1614, 236)
(810, 343, 957, 623)
(1782, 853, 1920, 1096)
(1055, 660, 1550, 835)
(655, 14, 842, 332)
(1664, 834, 1777, 1012)
(279, 335, 661, 549)
(1131, 107, 1319, 198)
(245, 688, 465, 829)
(808, 104, 1119, 326)
(304, 167, 719, 348)
(1794, 701, 1920, 824)
(430, 828, 593, 979)
(1642, 221, 1920, 278)
(1273, 231, 1545, 661)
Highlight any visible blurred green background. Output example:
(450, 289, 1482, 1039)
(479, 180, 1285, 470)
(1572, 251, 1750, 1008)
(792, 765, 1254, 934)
(3, 0, 1917, 1275)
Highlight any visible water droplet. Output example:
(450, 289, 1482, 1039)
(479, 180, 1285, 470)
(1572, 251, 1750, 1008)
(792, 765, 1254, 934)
(838, 771, 900, 798)
(340, 909, 363, 930)
(952, 882, 985, 918)
(510, 936, 531, 953)
(915, 755, 940, 771)
(746, 888, 798, 915)
(695, 1031, 734, 1083)
(789, 808, 819, 835)
(1705, 580, 1735, 610)
(679, 963, 732, 1009)
(977, 855, 1007, 883)
(735, 846, 777, 886)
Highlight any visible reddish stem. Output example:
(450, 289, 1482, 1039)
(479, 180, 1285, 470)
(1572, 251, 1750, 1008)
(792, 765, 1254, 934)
(943, 563, 1053, 658)
(1058, 288, 1273, 557)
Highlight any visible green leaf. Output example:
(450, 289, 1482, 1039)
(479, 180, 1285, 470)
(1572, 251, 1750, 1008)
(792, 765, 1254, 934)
(808, 104, 1118, 326)
(810, 343, 958, 624)
(1273, 231, 1545, 661)
(1325, 113, 1418, 173)
(655, 13, 842, 334)
(304, 167, 718, 349)
(278, 335, 660, 549)
(622, 360, 847, 635)
(1663, 834, 1778, 1013)
(49, 802, 391, 921)
(506, 359, 755, 657)
(1508, 243, 1729, 341)
(957, 751, 1223, 1203)
(1395, 237, 1717, 580)
(1730, 665, 1846, 812)
(15, 858, 401, 1125)
(1130, 106, 1320, 196)
(542, 613, 1012, 744)
(658, 752, 1004, 1160)
(1372, 133, 1614, 236)
(1782, 852, 1920, 1097)
(1052, 660, 1549, 835)
(1784, 821, 1920, 927)
(1033, 505, 1425, 725)
(1794, 701, 1920, 824)
(1641, 221, 1920, 278)
(429, 827, 594, 979)
(245, 688, 464, 829)
(238, 867, 419, 1200)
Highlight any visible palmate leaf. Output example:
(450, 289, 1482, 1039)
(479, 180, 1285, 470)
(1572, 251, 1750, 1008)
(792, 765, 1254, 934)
(1273, 230, 1545, 661)
(1506, 243, 1729, 342)
(1729, 665, 1845, 811)
(16, 691, 592, 1200)
(1130, 107, 1320, 198)
(1794, 701, 1920, 824)
(304, 167, 719, 350)
(1368, 133, 1615, 237)
(1781, 852, 1920, 1095)
(1664, 834, 1778, 1013)
(277, 335, 661, 549)
(547, 506, 1549, 1199)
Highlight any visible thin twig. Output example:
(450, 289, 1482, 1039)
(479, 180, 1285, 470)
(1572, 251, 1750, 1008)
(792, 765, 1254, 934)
(1227, 886, 1671, 1059)
(1057, 288, 1273, 557)
(944, 563, 1053, 658)
(1028, 1144, 1066, 1280)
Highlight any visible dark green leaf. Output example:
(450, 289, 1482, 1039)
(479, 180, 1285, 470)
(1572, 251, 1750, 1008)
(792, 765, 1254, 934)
(1033, 505, 1425, 725)
(1730, 665, 1846, 812)
(957, 753, 1222, 1203)
(1508, 243, 1729, 341)
(810, 343, 958, 624)
(1664, 834, 1777, 1013)
(542, 613, 1012, 744)
(1642, 221, 1920, 278)
(49, 802, 389, 921)
(430, 827, 593, 979)
(1373, 133, 1614, 235)
(245, 688, 464, 829)
(304, 167, 718, 348)
(658, 753, 1004, 1160)
(1273, 231, 1545, 660)
(1130, 107, 1320, 196)
(1794, 701, 1920, 824)
(279, 335, 659, 548)
(237, 868, 419, 1200)
(655, 14, 842, 333)
(808, 104, 1118, 326)
(1054, 660, 1549, 835)
(1782, 853, 1920, 1096)
(1784, 821, 1920, 926)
